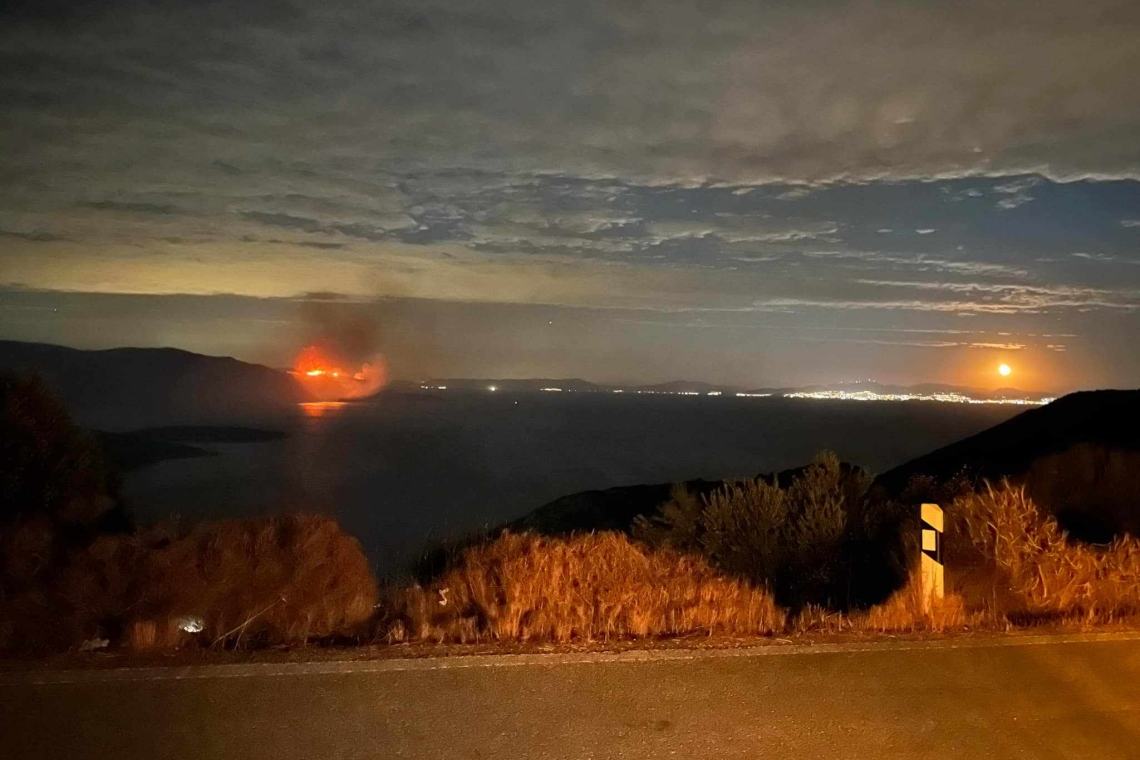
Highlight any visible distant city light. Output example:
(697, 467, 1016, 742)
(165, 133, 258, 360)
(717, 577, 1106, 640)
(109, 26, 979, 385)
(783, 389, 1052, 405)
(400, 383, 1046, 404)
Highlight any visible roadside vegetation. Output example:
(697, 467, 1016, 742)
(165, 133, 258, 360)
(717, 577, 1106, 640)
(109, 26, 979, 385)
(3, 373, 1140, 654)
(1, 374, 375, 653)
(381, 532, 783, 643)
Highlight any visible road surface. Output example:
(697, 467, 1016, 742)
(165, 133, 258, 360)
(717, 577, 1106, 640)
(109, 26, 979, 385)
(4, 632, 1140, 759)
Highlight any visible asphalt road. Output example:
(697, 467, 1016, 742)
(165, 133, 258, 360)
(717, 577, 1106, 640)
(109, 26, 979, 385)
(4, 633, 1140, 759)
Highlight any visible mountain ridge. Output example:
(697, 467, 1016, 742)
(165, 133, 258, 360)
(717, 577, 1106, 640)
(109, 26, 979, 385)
(0, 340, 311, 428)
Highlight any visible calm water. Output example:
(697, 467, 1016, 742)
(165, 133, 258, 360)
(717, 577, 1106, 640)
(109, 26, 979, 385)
(120, 391, 1021, 576)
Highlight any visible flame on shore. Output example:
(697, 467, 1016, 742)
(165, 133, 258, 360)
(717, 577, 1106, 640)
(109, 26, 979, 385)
(290, 345, 387, 401)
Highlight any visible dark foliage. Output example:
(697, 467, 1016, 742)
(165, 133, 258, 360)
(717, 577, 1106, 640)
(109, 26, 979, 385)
(1025, 443, 1140, 542)
(0, 373, 127, 534)
(633, 452, 901, 610)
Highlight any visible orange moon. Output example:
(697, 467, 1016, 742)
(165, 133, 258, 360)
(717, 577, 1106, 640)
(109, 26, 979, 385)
(998, 364, 1012, 377)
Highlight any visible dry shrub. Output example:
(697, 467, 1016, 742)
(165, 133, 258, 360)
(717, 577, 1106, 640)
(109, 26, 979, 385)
(2, 514, 377, 653)
(384, 532, 783, 643)
(133, 515, 377, 648)
(0, 521, 152, 652)
(950, 481, 1140, 621)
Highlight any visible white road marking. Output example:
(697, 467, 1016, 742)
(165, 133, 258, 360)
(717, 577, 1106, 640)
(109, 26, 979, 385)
(4, 631, 1140, 686)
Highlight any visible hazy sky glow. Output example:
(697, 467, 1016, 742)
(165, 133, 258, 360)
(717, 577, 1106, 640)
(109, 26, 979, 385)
(2, 0, 1140, 390)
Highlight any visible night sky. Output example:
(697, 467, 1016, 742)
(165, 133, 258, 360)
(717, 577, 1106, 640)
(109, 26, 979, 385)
(2, 0, 1139, 391)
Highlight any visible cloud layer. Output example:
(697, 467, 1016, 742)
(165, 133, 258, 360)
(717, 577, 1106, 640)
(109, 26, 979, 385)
(2, 0, 1140, 388)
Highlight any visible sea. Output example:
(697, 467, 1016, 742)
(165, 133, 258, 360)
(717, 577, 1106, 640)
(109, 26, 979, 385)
(120, 391, 1021, 578)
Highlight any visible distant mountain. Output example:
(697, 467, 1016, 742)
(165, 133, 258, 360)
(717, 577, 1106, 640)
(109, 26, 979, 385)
(0, 341, 311, 428)
(875, 389, 1140, 493)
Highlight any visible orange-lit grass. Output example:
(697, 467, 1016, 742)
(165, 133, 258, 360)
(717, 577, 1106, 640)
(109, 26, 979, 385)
(382, 482, 1140, 645)
(383, 532, 784, 643)
(129, 515, 378, 649)
(2, 515, 378, 652)
(949, 482, 1140, 623)
(11, 482, 1140, 655)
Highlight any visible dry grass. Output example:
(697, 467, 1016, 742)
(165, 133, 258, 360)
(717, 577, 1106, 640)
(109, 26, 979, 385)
(382, 532, 784, 643)
(786, 569, 973, 634)
(10, 479, 1140, 655)
(1, 514, 378, 652)
(130, 515, 378, 648)
(0, 518, 150, 652)
(380, 482, 1140, 644)
(949, 481, 1140, 622)
(857, 571, 971, 632)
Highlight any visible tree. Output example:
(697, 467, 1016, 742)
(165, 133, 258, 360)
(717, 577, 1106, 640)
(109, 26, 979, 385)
(0, 373, 126, 533)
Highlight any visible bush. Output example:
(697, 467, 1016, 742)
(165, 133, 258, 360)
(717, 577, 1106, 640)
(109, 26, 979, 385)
(382, 532, 783, 643)
(0, 522, 155, 652)
(0, 376, 378, 653)
(128, 515, 378, 648)
(1, 373, 133, 651)
(0, 373, 125, 532)
(949, 481, 1140, 621)
(1, 515, 378, 652)
(635, 452, 874, 608)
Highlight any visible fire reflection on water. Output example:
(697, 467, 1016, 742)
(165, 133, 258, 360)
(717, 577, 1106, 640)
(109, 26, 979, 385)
(300, 401, 350, 418)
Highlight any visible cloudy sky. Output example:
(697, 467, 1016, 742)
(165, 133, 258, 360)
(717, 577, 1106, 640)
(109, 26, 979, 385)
(2, 0, 1139, 390)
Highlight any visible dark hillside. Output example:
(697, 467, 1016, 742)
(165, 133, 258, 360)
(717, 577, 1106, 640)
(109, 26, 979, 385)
(0, 341, 310, 428)
(875, 390, 1140, 493)
(514, 463, 866, 536)
(876, 390, 1140, 538)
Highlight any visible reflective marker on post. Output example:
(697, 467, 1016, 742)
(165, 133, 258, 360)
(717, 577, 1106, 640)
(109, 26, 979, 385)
(920, 503, 944, 613)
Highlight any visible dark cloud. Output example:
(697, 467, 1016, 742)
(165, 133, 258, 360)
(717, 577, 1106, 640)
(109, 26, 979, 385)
(241, 211, 323, 233)
(212, 160, 243, 176)
(241, 211, 411, 242)
(0, 229, 61, 242)
(2, 0, 1140, 387)
(81, 200, 181, 215)
(4, 0, 1140, 186)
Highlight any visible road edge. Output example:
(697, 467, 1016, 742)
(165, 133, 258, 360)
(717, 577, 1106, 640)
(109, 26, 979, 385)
(5, 630, 1140, 685)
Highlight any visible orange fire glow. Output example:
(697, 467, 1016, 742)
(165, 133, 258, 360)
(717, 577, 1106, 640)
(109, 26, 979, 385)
(290, 345, 388, 401)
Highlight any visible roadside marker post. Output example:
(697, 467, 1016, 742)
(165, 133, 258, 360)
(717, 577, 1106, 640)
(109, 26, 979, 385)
(920, 503, 944, 613)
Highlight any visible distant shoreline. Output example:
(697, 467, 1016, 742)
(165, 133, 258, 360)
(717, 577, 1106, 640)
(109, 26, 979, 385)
(97, 425, 289, 472)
